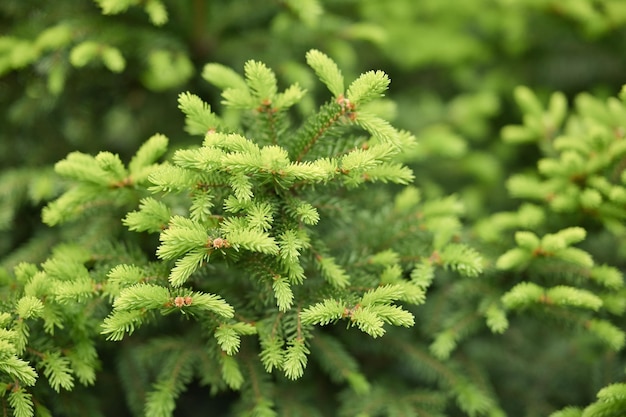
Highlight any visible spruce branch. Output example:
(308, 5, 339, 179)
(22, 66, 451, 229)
(273, 83, 307, 111)
(590, 265, 624, 289)
(202, 63, 248, 91)
(177, 92, 221, 136)
(66, 342, 98, 386)
(244, 60, 278, 102)
(430, 313, 482, 360)
(554, 383, 626, 417)
(221, 218, 279, 255)
(215, 322, 257, 355)
(167, 249, 207, 287)
(360, 284, 405, 306)
(54, 152, 122, 186)
(148, 163, 197, 194)
(346, 70, 390, 106)
(42, 137, 168, 226)
(220, 354, 244, 390)
(101, 310, 145, 341)
(15, 297, 44, 320)
(305, 49, 344, 98)
(0, 356, 38, 387)
(497, 228, 595, 271)
(24, 48, 505, 416)
(315, 254, 350, 288)
(144, 348, 195, 417)
(7, 388, 34, 417)
(300, 299, 345, 327)
(53, 276, 95, 304)
(123, 197, 171, 233)
(104, 264, 147, 297)
(112, 283, 170, 311)
(483, 303, 509, 334)
(259, 334, 285, 373)
(156, 216, 208, 261)
(41, 351, 74, 392)
(282, 338, 309, 380)
(586, 319, 626, 351)
(291, 100, 352, 162)
(272, 276, 294, 312)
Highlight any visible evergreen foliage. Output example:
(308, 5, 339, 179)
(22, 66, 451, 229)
(2, 1, 626, 417)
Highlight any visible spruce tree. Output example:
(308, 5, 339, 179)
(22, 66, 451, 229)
(2, 1, 626, 417)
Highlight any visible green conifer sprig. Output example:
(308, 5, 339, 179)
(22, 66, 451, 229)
(115, 50, 476, 415)
(2, 50, 487, 417)
(492, 226, 625, 350)
(550, 383, 626, 417)
(0, 248, 108, 416)
(42, 134, 168, 226)
(502, 86, 626, 233)
(488, 85, 626, 345)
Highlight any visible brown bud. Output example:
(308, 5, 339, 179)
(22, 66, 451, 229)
(212, 237, 229, 249)
(174, 296, 185, 308)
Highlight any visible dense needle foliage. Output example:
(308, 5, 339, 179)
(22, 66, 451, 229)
(2, 1, 626, 417)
